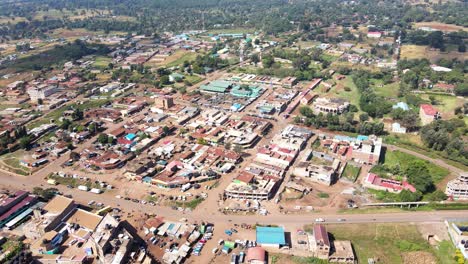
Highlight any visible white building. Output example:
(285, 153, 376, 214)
(446, 172, 468, 200)
(27, 85, 58, 102)
(391, 122, 407, 134)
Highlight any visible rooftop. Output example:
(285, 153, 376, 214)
(256, 226, 286, 245)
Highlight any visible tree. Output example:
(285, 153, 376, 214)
(406, 161, 434, 193)
(70, 151, 80, 161)
(233, 145, 243, 154)
(397, 190, 422, 202)
(262, 55, 274, 68)
(162, 126, 170, 135)
(19, 136, 31, 149)
(160, 75, 170, 85)
(97, 134, 109, 144)
(250, 54, 260, 65)
(425, 190, 447, 201)
(359, 113, 369, 122)
(72, 108, 84, 120)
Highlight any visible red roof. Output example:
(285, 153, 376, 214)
(313, 225, 330, 247)
(420, 104, 438, 116)
(366, 173, 416, 193)
(246, 247, 266, 262)
(236, 172, 255, 184)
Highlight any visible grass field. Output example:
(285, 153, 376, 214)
(400, 44, 466, 62)
(0, 151, 31, 176)
(373, 80, 399, 98)
(332, 76, 362, 112)
(342, 163, 361, 182)
(185, 74, 204, 85)
(420, 94, 467, 118)
(166, 51, 200, 67)
(377, 150, 449, 183)
(304, 223, 436, 264)
(27, 99, 110, 129)
(93, 56, 112, 69)
(146, 50, 200, 68)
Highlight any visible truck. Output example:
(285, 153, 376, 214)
(77, 185, 89, 191)
(181, 183, 191, 192)
(90, 188, 102, 194)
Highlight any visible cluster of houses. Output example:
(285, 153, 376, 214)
(0, 193, 142, 264)
(224, 125, 312, 201)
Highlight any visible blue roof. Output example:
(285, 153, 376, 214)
(357, 135, 369, 141)
(256, 226, 285, 245)
(125, 133, 136, 140)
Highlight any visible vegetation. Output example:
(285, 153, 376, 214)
(2, 40, 109, 72)
(306, 223, 435, 264)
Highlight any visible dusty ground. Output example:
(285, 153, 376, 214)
(414, 22, 467, 32)
(402, 251, 437, 264)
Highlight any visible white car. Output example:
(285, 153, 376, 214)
(315, 218, 325, 222)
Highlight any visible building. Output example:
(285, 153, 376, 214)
(200, 80, 232, 93)
(446, 220, 468, 259)
(154, 95, 174, 109)
(23, 195, 76, 239)
(363, 173, 416, 193)
(256, 226, 286, 248)
(310, 225, 330, 259)
(308, 225, 355, 263)
(328, 240, 355, 263)
(320, 134, 382, 165)
(419, 104, 441, 125)
(391, 122, 407, 134)
(27, 85, 58, 102)
(367, 31, 382, 38)
(313, 98, 350, 115)
(446, 172, 468, 200)
(0, 190, 38, 228)
(90, 214, 134, 264)
(99, 82, 121, 93)
(293, 159, 340, 186)
(246, 247, 266, 264)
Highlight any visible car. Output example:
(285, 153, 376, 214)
(315, 218, 325, 222)
(337, 218, 346, 222)
(124, 197, 131, 201)
(298, 240, 307, 245)
(67, 185, 73, 189)
(88, 200, 95, 206)
(115, 195, 122, 199)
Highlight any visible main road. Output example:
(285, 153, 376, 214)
(1, 168, 467, 226)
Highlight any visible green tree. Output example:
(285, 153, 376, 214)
(406, 161, 434, 193)
(97, 134, 109, 144)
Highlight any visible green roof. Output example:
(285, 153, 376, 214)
(230, 85, 262, 98)
(200, 80, 232, 93)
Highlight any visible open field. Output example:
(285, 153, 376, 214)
(400, 45, 468, 62)
(414, 22, 467, 32)
(93, 56, 112, 69)
(376, 150, 449, 183)
(372, 80, 399, 98)
(420, 94, 467, 119)
(341, 163, 361, 182)
(0, 151, 31, 176)
(305, 223, 438, 264)
(146, 50, 200, 68)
